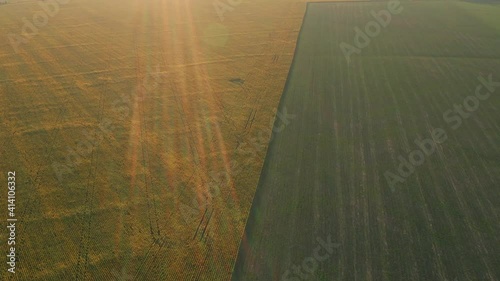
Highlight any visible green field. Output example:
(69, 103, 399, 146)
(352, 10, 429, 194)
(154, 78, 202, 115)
(233, 2, 500, 280)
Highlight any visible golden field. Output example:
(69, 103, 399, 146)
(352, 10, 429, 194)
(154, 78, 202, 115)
(0, 0, 336, 279)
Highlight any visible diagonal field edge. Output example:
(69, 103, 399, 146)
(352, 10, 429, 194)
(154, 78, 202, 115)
(229, 2, 312, 280)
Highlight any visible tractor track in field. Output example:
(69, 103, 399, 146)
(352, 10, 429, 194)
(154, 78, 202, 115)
(73, 69, 109, 280)
(134, 51, 162, 241)
(133, 235, 175, 280)
(49, 23, 131, 278)
(15, 26, 87, 225)
(15, 24, 102, 230)
(130, 1, 214, 272)
(119, 5, 165, 253)
(239, 3, 301, 139)
(125, 18, 157, 243)
(166, 21, 208, 218)
(9, 22, 125, 278)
